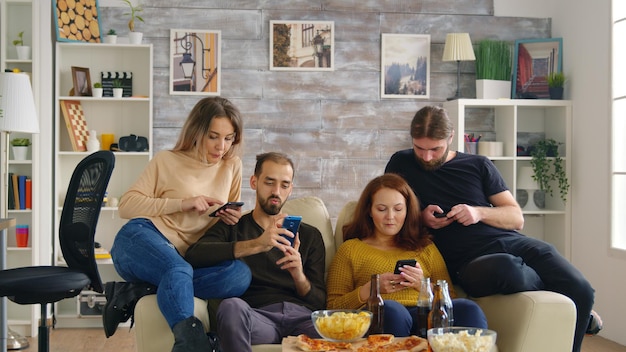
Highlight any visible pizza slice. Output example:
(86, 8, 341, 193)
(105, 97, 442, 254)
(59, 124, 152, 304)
(296, 334, 353, 351)
(365, 334, 394, 347)
(356, 335, 427, 352)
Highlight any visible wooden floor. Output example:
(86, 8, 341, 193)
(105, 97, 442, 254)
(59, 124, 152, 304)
(16, 328, 626, 352)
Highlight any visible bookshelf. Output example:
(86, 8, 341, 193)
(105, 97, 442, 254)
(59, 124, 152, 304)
(443, 99, 572, 259)
(53, 42, 153, 327)
(0, 0, 40, 337)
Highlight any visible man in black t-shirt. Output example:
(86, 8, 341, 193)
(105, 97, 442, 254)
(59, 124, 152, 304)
(186, 152, 325, 352)
(385, 106, 599, 352)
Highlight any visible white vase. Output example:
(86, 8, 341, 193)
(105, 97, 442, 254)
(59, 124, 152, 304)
(113, 88, 123, 98)
(87, 130, 100, 152)
(129, 32, 143, 44)
(93, 87, 103, 98)
(16, 46, 31, 60)
(11, 146, 28, 160)
(476, 79, 511, 99)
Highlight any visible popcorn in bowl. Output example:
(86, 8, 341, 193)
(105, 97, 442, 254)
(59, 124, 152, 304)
(311, 309, 372, 342)
(427, 327, 497, 352)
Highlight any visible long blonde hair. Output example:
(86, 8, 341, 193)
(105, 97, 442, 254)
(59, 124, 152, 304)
(172, 97, 243, 161)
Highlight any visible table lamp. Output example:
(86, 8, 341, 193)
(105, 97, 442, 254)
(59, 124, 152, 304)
(442, 33, 476, 100)
(0, 72, 40, 351)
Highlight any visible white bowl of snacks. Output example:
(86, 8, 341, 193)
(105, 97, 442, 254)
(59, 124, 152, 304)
(311, 309, 372, 342)
(427, 327, 497, 352)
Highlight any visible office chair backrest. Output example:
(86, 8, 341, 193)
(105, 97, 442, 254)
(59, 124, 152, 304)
(59, 151, 115, 294)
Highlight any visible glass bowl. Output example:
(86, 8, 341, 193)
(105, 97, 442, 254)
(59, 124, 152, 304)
(311, 309, 372, 342)
(427, 327, 497, 352)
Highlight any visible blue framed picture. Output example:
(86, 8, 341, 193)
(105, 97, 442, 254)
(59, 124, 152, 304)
(53, 0, 102, 43)
(512, 38, 563, 99)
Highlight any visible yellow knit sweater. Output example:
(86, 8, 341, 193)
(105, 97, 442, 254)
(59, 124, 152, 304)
(326, 238, 455, 309)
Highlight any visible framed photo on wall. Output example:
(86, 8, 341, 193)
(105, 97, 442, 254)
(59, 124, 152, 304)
(512, 38, 563, 99)
(54, 0, 102, 43)
(381, 34, 430, 99)
(170, 29, 221, 96)
(71, 66, 92, 97)
(270, 20, 334, 71)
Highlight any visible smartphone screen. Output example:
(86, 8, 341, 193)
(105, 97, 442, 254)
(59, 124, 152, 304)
(394, 259, 417, 274)
(281, 215, 302, 246)
(208, 201, 244, 217)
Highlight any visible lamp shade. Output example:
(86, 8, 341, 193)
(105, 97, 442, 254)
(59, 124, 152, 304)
(442, 33, 476, 62)
(517, 166, 539, 190)
(0, 72, 39, 133)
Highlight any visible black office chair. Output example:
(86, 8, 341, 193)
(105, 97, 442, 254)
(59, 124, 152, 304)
(0, 151, 115, 352)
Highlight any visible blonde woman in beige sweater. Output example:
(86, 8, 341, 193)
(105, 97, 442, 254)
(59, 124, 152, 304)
(106, 97, 252, 352)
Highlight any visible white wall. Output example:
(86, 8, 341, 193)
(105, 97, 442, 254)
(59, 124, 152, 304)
(497, 0, 623, 346)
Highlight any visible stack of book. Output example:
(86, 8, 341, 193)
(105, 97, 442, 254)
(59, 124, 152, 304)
(7, 173, 32, 210)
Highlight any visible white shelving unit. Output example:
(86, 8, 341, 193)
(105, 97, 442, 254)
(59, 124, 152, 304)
(54, 42, 153, 327)
(0, 0, 40, 337)
(443, 99, 572, 259)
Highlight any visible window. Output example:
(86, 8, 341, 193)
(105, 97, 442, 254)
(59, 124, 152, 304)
(302, 24, 314, 48)
(612, 1, 626, 250)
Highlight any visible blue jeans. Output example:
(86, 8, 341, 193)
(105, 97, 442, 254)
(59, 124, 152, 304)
(111, 218, 251, 328)
(383, 299, 488, 336)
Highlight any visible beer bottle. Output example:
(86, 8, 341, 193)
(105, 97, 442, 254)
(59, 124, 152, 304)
(437, 279, 454, 326)
(367, 274, 385, 335)
(428, 282, 450, 329)
(414, 277, 433, 337)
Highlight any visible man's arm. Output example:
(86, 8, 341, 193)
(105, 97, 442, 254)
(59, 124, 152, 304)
(425, 190, 524, 231)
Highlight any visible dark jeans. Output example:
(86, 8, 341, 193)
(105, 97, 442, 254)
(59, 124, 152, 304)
(383, 299, 488, 337)
(216, 298, 319, 352)
(455, 236, 594, 352)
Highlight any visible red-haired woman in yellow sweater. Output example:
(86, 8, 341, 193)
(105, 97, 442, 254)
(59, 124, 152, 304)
(326, 173, 487, 336)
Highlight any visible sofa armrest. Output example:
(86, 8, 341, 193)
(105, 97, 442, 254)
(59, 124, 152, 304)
(134, 295, 211, 352)
(472, 291, 576, 352)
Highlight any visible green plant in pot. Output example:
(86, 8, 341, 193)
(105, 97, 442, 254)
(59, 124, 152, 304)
(10, 138, 31, 160)
(546, 72, 565, 100)
(474, 39, 513, 99)
(121, 0, 144, 44)
(529, 138, 570, 203)
(10, 138, 31, 146)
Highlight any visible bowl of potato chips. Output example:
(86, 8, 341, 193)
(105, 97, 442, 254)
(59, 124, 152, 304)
(311, 309, 372, 342)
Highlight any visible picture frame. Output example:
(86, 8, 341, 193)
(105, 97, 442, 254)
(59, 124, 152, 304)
(381, 33, 430, 99)
(170, 29, 221, 96)
(71, 66, 92, 97)
(512, 38, 563, 99)
(270, 21, 335, 71)
(54, 0, 102, 43)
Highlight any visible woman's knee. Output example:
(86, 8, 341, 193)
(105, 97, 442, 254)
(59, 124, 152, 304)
(382, 300, 411, 336)
(451, 298, 487, 329)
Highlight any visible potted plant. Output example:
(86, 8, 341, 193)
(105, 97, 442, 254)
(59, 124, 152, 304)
(121, 0, 144, 44)
(104, 29, 118, 44)
(474, 39, 513, 99)
(546, 72, 565, 100)
(10, 138, 31, 160)
(93, 82, 103, 98)
(12, 31, 30, 60)
(112, 79, 124, 98)
(529, 138, 570, 203)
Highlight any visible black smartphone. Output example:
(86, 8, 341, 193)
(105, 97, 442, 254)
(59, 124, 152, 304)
(208, 201, 244, 217)
(394, 259, 417, 274)
(281, 215, 302, 246)
(434, 211, 449, 218)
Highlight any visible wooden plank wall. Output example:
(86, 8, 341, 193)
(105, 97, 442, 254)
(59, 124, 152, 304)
(100, 1, 551, 221)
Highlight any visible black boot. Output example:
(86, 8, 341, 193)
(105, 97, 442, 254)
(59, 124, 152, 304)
(172, 316, 212, 352)
(102, 281, 157, 338)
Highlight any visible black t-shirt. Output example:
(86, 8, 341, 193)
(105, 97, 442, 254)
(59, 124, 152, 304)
(385, 149, 524, 274)
(185, 213, 326, 311)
